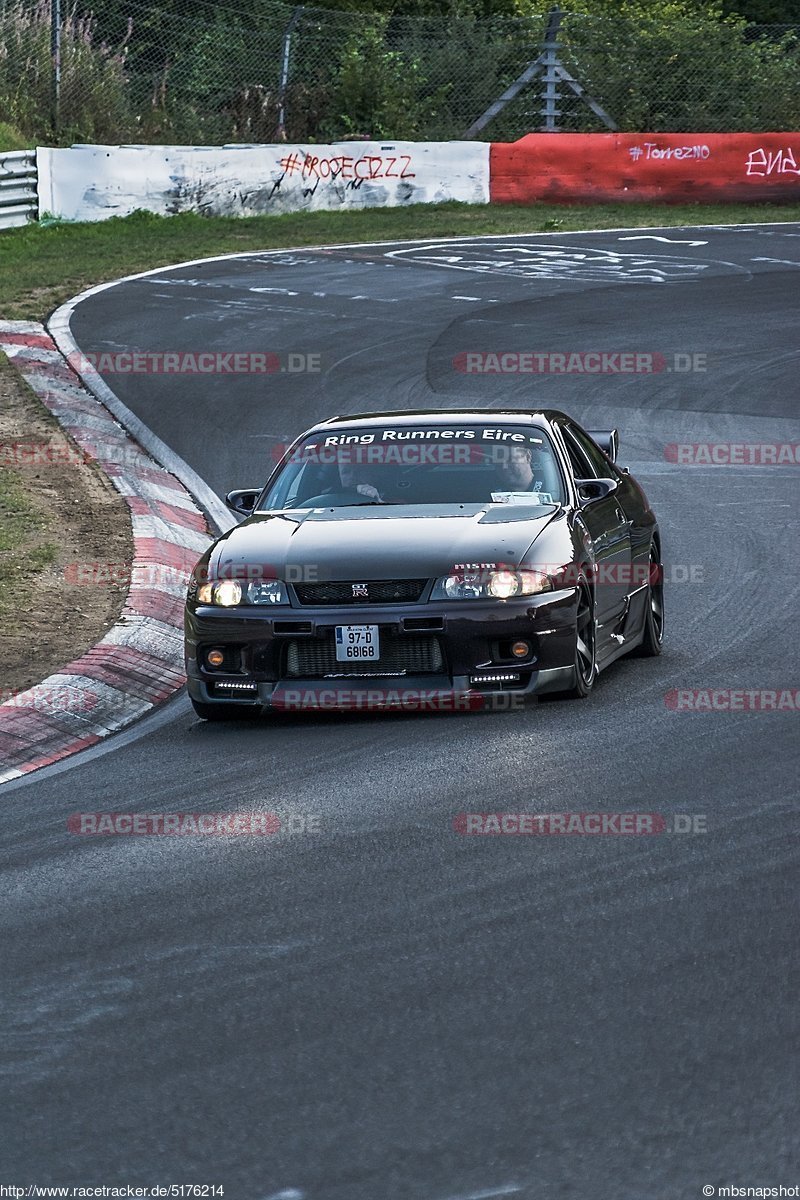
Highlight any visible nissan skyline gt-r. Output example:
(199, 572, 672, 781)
(185, 409, 664, 719)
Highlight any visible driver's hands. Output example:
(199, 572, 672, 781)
(356, 483, 382, 500)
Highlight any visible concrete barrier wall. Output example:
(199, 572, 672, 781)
(36, 141, 491, 221)
(490, 133, 800, 204)
(27, 134, 800, 224)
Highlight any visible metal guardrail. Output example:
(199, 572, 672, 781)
(0, 150, 38, 230)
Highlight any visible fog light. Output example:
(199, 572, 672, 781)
(207, 648, 225, 668)
(511, 640, 531, 658)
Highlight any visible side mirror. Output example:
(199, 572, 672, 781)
(586, 429, 619, 463)
(576, 477, 618, 504)
(225, 488, 261, 517)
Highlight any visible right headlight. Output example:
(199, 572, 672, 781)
(430, 569, 552, 601)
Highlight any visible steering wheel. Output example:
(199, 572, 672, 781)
(290, 490, 377, 508)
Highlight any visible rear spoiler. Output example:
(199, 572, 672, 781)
(587, 429, 619, 463)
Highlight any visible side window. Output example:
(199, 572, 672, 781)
(561, 427, 596, 480)
(569, 425, 617, 479)
(284, 464, 307, 505)
(265, 460, 310, 508)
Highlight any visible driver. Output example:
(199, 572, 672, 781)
(338, 458, 384, 501)
(496, 445, 539, 491)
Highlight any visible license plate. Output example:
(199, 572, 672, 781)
(335, 624, 380, 661)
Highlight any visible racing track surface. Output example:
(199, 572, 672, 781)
(3, 226, 800, 1199)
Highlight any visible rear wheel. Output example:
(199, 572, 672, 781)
(191, 698, 262, 721)
(633, 543, 664, 657)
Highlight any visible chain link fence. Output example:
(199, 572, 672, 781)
(1, 0, 799, 146)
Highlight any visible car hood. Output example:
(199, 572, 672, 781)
(210, 504, 560, 579)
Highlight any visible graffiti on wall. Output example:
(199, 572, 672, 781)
(37, 142, 488, 222)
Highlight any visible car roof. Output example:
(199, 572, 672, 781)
(305, 409, 564, 432)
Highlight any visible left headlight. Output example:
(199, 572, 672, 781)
(195, 579, 290, 606)
(430, 568, 552, 601)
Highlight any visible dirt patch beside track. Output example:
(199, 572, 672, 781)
(0, 354, 133, 697)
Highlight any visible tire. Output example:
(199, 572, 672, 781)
(551, 579, 597, 700)
(632, 543, 664, 658)
(191, 698, 262, 721)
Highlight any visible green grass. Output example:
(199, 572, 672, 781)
(0, 469, 34, 552)
(3, 200, 800, 322)
(29, 542, 59, 569)
(0, 466, 58, 623)
(0, 355, 60, 625)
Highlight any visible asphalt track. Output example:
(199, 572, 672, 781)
(3, 225, 800, 1199)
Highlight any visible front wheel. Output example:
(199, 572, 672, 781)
(633, 544, 664, 657)
(551, 580, 596, 700)
(191, 698, 262, 721)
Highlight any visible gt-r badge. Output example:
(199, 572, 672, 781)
(352, 583, 369, 598)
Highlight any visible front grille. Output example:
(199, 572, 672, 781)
(294, 579, 427, 605)
(283, 632, 444, 678)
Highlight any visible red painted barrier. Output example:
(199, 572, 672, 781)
(490, 133, 800, 204)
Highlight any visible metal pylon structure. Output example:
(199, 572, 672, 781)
(463, 6, 617, 138)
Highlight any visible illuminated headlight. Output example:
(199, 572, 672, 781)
(431, 569, 552, 601)
(194, 579, 289, 606)
(213, 580, 242, 607)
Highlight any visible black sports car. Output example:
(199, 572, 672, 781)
(185, 409, 663, 719)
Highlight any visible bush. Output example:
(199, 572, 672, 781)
(317, 22, 449, 139)
(556, 8, 800, 133)
(1, 0, 799, 147)
(0, 0, 133, 143)
(0, 120, 31, 149)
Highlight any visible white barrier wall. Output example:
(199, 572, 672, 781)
(36, 141, 490, 221)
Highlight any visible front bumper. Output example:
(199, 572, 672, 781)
(185, 587, 578, 711)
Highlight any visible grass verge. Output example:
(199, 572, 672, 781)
(0, 353, 132, 696)
(2, 200, 800, 322)
(0, 466, 58, 633)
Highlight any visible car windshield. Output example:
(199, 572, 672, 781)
(260, 424, 566, 509)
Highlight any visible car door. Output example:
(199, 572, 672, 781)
(560, 423, 632, 624)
